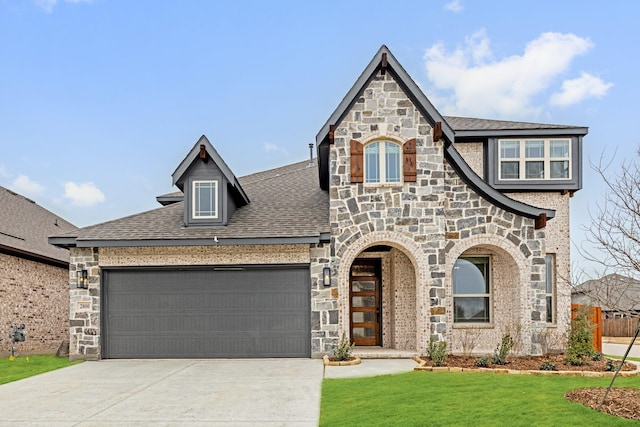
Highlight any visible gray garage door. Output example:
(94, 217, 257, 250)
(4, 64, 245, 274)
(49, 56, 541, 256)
(102, 266, 310, 358)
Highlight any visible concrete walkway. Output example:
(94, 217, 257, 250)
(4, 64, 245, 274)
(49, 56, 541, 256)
(0, 358, 417, 426)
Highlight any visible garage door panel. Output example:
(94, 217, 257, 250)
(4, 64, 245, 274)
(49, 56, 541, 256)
(103, 267, 310, 358)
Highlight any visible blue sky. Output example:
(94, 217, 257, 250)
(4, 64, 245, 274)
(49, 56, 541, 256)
(1, 0, 638, 274)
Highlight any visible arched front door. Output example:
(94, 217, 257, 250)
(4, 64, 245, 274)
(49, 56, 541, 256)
(349, 259, 381, 346)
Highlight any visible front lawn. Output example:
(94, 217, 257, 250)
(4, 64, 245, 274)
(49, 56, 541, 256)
(0, 355, 80, 385)
(321, 371, 640, 426)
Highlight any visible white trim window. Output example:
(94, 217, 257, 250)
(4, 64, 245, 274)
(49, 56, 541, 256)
(545, 254, 555, 323)
(364, 141, 401, 184)
(498, 139, 571, 180)
(192, 180, 218, 219)
(453, 257, 491, 323)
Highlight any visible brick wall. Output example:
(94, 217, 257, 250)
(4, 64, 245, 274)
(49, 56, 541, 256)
(0, 252, 68, 355)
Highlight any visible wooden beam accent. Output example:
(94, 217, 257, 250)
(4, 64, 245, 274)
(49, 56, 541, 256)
(329, 125, 335, 144)
(561, 189, 569, 195)
(570, 191, 575, 198)
(433, 121, 442, 142)
(381, 53, 387, 75)
(199, 144, 208, 163)
(535, 213, 547, 230)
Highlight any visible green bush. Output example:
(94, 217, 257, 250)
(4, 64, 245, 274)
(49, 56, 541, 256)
(332, 332, 354, 361)
(493, 333, 514, 365)
(475, 356, 490, 367)
(539, 360, 557, 371)
(428, 339, 447, 367)
(565, 306, 597, 366)
(605, 359, 618, 372)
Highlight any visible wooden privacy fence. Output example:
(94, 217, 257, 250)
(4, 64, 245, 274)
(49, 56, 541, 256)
(571, 304, 602, 352)
(603, 317, 639, 337)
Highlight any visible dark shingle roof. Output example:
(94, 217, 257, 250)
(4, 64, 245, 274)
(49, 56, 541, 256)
(443, 116, 580, 131)
(52, 160, 329, 244)
(0, 186, 77, 264)
(572, 273, 640, 312)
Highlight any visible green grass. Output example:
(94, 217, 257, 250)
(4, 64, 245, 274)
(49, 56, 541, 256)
(321, 371, 640, 426)
(0, 355, 81, 385)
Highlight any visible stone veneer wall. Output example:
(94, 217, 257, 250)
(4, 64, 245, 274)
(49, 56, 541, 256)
(69, 244, 314, 360)
(0, 252, 69, 355)
(325, 68, 552, 356)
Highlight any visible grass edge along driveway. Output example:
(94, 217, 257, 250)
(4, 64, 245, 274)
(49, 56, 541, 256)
(320, 371, 640, 426)
(0, 355, 80, 385)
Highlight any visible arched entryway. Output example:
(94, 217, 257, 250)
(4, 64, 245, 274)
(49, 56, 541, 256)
(337, 232, 429, 352)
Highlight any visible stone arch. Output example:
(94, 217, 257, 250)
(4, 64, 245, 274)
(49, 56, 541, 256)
(336, 231, 429, 351)
(445, 235, 532, 355)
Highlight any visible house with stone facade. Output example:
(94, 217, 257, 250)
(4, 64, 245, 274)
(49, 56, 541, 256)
(0, 186, 77, 355)
(50, 45, 587, 360)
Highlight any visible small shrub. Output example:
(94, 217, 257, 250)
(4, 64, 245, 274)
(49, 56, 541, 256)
(428, 340, 448, 367)
(457, 328, 480, 357)
(591, 351, 602, 361)
(475, 356, 490, 367)
(539, 360, 557, 371)
(565, 306, 597, 366)
(332, 332, 354, 361)
(605, 359, 618, 372)
(493, 333, 514, 365)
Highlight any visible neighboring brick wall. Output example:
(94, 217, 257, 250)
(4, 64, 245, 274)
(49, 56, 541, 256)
(0, 252, 68, 355)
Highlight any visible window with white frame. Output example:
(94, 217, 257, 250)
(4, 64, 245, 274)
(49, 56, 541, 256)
(498, 139, 571, 180)
(545, 254, 555, 323)
(453, 257, 491, 323)
(364, 141, 401, 184)
(192, 180, 218, 219)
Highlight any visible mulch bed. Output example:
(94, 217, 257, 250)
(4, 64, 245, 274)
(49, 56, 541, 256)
(566, 388, 640, 421)
(419, 353, 636, 372)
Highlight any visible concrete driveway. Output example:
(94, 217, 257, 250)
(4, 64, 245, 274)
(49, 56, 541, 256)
(0, 359, 324, 426)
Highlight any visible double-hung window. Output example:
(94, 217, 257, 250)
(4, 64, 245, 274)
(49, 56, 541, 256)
(364, 141, 401, 184)
(545, 254, 555, 323)
(453, 257, 491, 323)
(498, 139, 571, 180)
(192, 180, 218, 219)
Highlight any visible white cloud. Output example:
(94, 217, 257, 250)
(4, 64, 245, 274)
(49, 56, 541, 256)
(35, 0, 94, 13)
(64, 181, 105, 207)
(444, 0, 463, 13)
(11, 175, 44, 197)
(424, 30, 598, 119)
(0, 165, 10, 179)
(263, 142, 289, 156)
(550, 72, 613, 106)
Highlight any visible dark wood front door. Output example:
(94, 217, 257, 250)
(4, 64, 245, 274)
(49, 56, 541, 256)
(350, 260, 381, 346)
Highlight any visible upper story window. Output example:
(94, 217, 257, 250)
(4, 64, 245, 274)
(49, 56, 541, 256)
(192, 180, 218, 219)
(364, 141, 401, 184)
(498, 139, 571, 181)
(453, 257, 491, 323)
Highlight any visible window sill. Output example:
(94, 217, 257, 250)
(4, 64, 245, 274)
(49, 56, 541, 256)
(452, 323, 494, 329)
(363, 183, 404, 189)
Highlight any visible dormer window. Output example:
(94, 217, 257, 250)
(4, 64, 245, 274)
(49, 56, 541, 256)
(192, 180, 218, 219)
(364, 141, 401, 184)
(498, 138, 571, 181)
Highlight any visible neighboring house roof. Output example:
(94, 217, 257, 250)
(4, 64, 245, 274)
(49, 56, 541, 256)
(50, 160, 329, 247)
(315, 45, 565, 221)
(0, 186, 77, 267)
(572, 273, 640, 312)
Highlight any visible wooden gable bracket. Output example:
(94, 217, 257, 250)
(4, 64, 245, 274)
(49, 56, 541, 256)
(381, 53, 387, 75)
(329, 124, 335, 145)
(433, 121, 442, 142)
(199, 144, 208, 163)
(535, 212, 547, 230)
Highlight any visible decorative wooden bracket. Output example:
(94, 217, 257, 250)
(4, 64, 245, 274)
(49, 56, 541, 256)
(535, 213, 547, 230)
(381, 53, 387, 75)
(329, 124, 335, 145)
(199, 144, 208, 162)
(433, 121, 442, 142)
